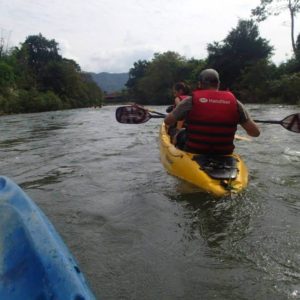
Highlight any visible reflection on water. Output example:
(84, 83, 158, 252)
(169, 192, 256, 250)
(0, 138, 29, 148)
(20, 166, 76, 189)
(0, 105, 299, 299)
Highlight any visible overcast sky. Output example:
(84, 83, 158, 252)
(1, 0, 297, 73)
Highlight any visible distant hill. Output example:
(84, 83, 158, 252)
(90, 72, 129, 93)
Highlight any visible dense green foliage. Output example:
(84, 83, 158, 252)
(207, 20, 273, 91)
(126, 19, 300, 105)
(126, 53, 205, 104)
(0, 33, 103, 114)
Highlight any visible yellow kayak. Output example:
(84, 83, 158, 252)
(159, 123, 248, 197)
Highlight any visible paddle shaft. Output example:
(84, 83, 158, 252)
(149, 110, 166, 117)
(147, 108, 297, 127)
(254, 120, 281, 124)
(133, 109, 287, 125)
(149, 115, 165, 118)
(136, 106, 166, 117)
(152, 115, 281, 124)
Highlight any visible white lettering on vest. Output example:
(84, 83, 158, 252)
(198, 98, 230, 104)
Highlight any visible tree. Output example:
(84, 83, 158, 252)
(24, 33, 61, 69)
(128, 52, 190, 104)
(296, 33, 300, 58)
(0, 33, 103, 114)
(268, 72, 300, 103)
(0, 61, 14, 90)
(207, 19, 273, 92)
(274, 33, 300, 73)
(252, 0, 300, 56)
(125, 60, 149, 102)
(0, 30, 12, 58)
(18, 33, 62, 89)
(0, 36, 5, 58)
(235, 59, 279, 102)
(126, 60, 149, 89)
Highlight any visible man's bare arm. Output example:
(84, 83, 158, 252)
(240, 119, 260, 137)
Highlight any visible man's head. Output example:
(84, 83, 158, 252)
(198, 69, 220, 90)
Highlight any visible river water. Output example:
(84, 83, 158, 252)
(0, 104, 299, 299)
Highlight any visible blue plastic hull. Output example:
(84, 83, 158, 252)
(0, 176, 95, 300)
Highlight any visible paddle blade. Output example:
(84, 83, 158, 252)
(281, 113, 300, 133)
(115, 106, 150, 124)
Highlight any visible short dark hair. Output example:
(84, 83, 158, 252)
(174, 82, 190, 94)
(198, 69, 220, 88)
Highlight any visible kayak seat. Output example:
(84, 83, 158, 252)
(193, 155, 238, 179)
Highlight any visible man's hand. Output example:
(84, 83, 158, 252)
(164, 112, 177, 126)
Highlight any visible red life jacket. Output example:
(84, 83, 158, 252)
(174, 95, 189, 129)
(174, 95, 189, 108)
(185, 90, 239, 154)
(179, 95, 189, 101)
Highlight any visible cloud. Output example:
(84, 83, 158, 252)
(0, 0, 296, 73)
(85, 46, 156, 73)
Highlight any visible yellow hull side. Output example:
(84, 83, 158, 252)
(159, 123, 248, 197)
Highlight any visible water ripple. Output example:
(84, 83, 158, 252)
(0, 105, 299, 299)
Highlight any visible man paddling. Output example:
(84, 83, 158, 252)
(164, 68, 260, 154)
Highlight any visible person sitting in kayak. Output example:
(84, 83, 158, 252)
(164, 68, 260, 155)
(167, 82, 190, 141)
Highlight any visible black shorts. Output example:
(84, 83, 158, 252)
(175, 129, 187, 150)
(167, 125, 178, 138)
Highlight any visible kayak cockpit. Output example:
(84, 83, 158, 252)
(193, 155, 238, 180)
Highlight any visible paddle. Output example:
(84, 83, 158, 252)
(115, 105, 165, 124)
(254, 113, 300, 133)
(234, 134, 252, 142)
(116, 105, 300, 134)
(116, 106, 252, 142)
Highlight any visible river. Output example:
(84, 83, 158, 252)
(0, 104, 299, 299)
